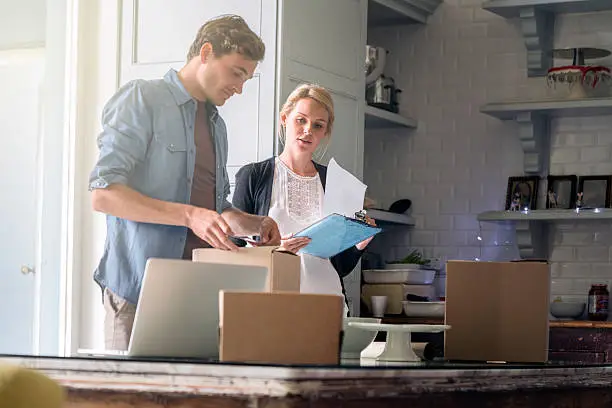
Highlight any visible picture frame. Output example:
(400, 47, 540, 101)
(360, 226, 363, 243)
(505, 176, 540, 211)
(546, 175, 577, 209)
(577, 175, 612, 208)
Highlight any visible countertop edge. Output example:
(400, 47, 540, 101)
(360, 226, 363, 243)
(5, 356, 612, 398)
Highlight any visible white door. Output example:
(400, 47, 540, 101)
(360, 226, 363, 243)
(0, 49, 45, 354)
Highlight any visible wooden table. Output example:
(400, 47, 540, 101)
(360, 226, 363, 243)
(5, 354, 612, 407)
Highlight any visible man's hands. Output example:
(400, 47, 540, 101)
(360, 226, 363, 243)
(255, 216, 282, 246)
(186, 207, 239, 251)
(188, 208, 281, 250)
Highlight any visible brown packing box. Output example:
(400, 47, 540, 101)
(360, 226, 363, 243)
(219, 291, 344, 365)
(444, 260, 550, 363)
(193, 247, 300, 292)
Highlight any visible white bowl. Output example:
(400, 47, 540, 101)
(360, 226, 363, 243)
(402, 301, 445, 318)
(550, 301, 585, 319)
(362, 269, 436, 284)
(341, 317, 381, 358)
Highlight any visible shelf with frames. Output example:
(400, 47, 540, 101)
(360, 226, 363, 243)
(477, 208, 612, 259)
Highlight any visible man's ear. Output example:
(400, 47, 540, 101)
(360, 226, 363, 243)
(200, 42, 214, 63)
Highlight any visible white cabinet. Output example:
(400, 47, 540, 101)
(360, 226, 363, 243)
(277, 0, 367, 179)
(276, 0, 367, 315)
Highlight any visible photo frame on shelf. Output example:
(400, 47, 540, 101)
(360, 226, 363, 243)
(505, 176, 539, 211)
(546, 175, 577, 209)
(577, 175, 612, 208)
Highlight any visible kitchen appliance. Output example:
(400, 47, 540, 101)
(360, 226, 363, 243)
(364, 45, 402, 113)
(365, 45, 387, 85)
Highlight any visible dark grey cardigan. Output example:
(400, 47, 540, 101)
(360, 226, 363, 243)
(232, 157, 364, 300)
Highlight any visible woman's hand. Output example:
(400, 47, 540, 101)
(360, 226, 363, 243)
(356, 216, 376, 250)
(280, 234, 311, 254)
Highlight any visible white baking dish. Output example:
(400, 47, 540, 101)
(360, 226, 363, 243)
(402, 301, 445, 318)
(362, 269, 436, 285)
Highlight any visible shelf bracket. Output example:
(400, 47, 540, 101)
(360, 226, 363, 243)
(515, 221, 548, 259)
(519, 7, 554, 77)
(515, 112, 549, 175)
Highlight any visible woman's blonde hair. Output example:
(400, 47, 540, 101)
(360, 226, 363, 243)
(279, 83, 335, 160)
(186, 15, 265, 62)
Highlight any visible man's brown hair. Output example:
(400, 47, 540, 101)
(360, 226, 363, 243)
(186, 15, 265, 62)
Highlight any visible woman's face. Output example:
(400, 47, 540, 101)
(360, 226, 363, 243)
(281, 97, 329, 157)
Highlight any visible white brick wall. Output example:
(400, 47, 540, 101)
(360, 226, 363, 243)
(363, 0, 612, 301)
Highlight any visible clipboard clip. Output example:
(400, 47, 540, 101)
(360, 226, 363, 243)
(354, 210, 368, 223)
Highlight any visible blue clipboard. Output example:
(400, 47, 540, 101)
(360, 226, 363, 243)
(293, 213, 382, 258)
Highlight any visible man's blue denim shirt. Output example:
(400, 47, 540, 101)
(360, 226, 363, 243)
(89, 69, 232, 304)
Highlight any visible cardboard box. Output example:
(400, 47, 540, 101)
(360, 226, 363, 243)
(444, 260, 550, 363)
(193, 247, 300, 292)
(219, 291, 344, 365)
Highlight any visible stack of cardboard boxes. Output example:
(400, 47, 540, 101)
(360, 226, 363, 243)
(189, 247, 553, 365)
(193, 247, 344, 365)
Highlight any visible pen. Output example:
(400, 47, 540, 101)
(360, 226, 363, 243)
(231, 236, 258, 244)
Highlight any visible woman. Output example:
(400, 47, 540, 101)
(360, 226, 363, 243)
(232, 83, 374, 315)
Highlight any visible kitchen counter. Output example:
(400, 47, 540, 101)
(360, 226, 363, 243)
(377, 316, 612, 328)
(549, 320, 612, 328)
(4, 353, 612, 407)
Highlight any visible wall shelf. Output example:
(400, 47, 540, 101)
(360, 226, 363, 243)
(480, 97, 612, 175)
(368, 0, 442, 26)
(481, 0, 612, 77)
(367, 209, 415, 226)
(477, 208, 612, 259)
(481, 98, 612, 120)
(483, 0, 612, 19)
(365, 105, 418, 129)
(478, 209, 612, 222)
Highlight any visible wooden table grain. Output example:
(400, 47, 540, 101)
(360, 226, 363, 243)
(5, 354, 612, 407)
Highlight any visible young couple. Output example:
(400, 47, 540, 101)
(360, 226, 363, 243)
(90, 14, 374, 350)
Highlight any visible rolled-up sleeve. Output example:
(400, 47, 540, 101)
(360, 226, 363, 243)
(222, 169, 233, 212)
(88, 80, 152, 191)
(214, 118, 233, 212)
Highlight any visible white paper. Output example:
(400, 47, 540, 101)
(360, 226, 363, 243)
(322, 158, 367, 218)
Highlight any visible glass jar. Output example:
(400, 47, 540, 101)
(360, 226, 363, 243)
(588, 284, 609, 321)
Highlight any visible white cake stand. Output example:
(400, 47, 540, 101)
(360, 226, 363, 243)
(347, 322, 450, 362)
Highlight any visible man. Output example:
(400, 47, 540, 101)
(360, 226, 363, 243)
(89, 15, 281, 350)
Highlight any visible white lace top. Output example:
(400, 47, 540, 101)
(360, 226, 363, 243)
(268, 158, 346, 313)
(272, 158, 323, 227)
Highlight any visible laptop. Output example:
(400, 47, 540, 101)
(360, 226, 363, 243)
(78, 258, 268, 359)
